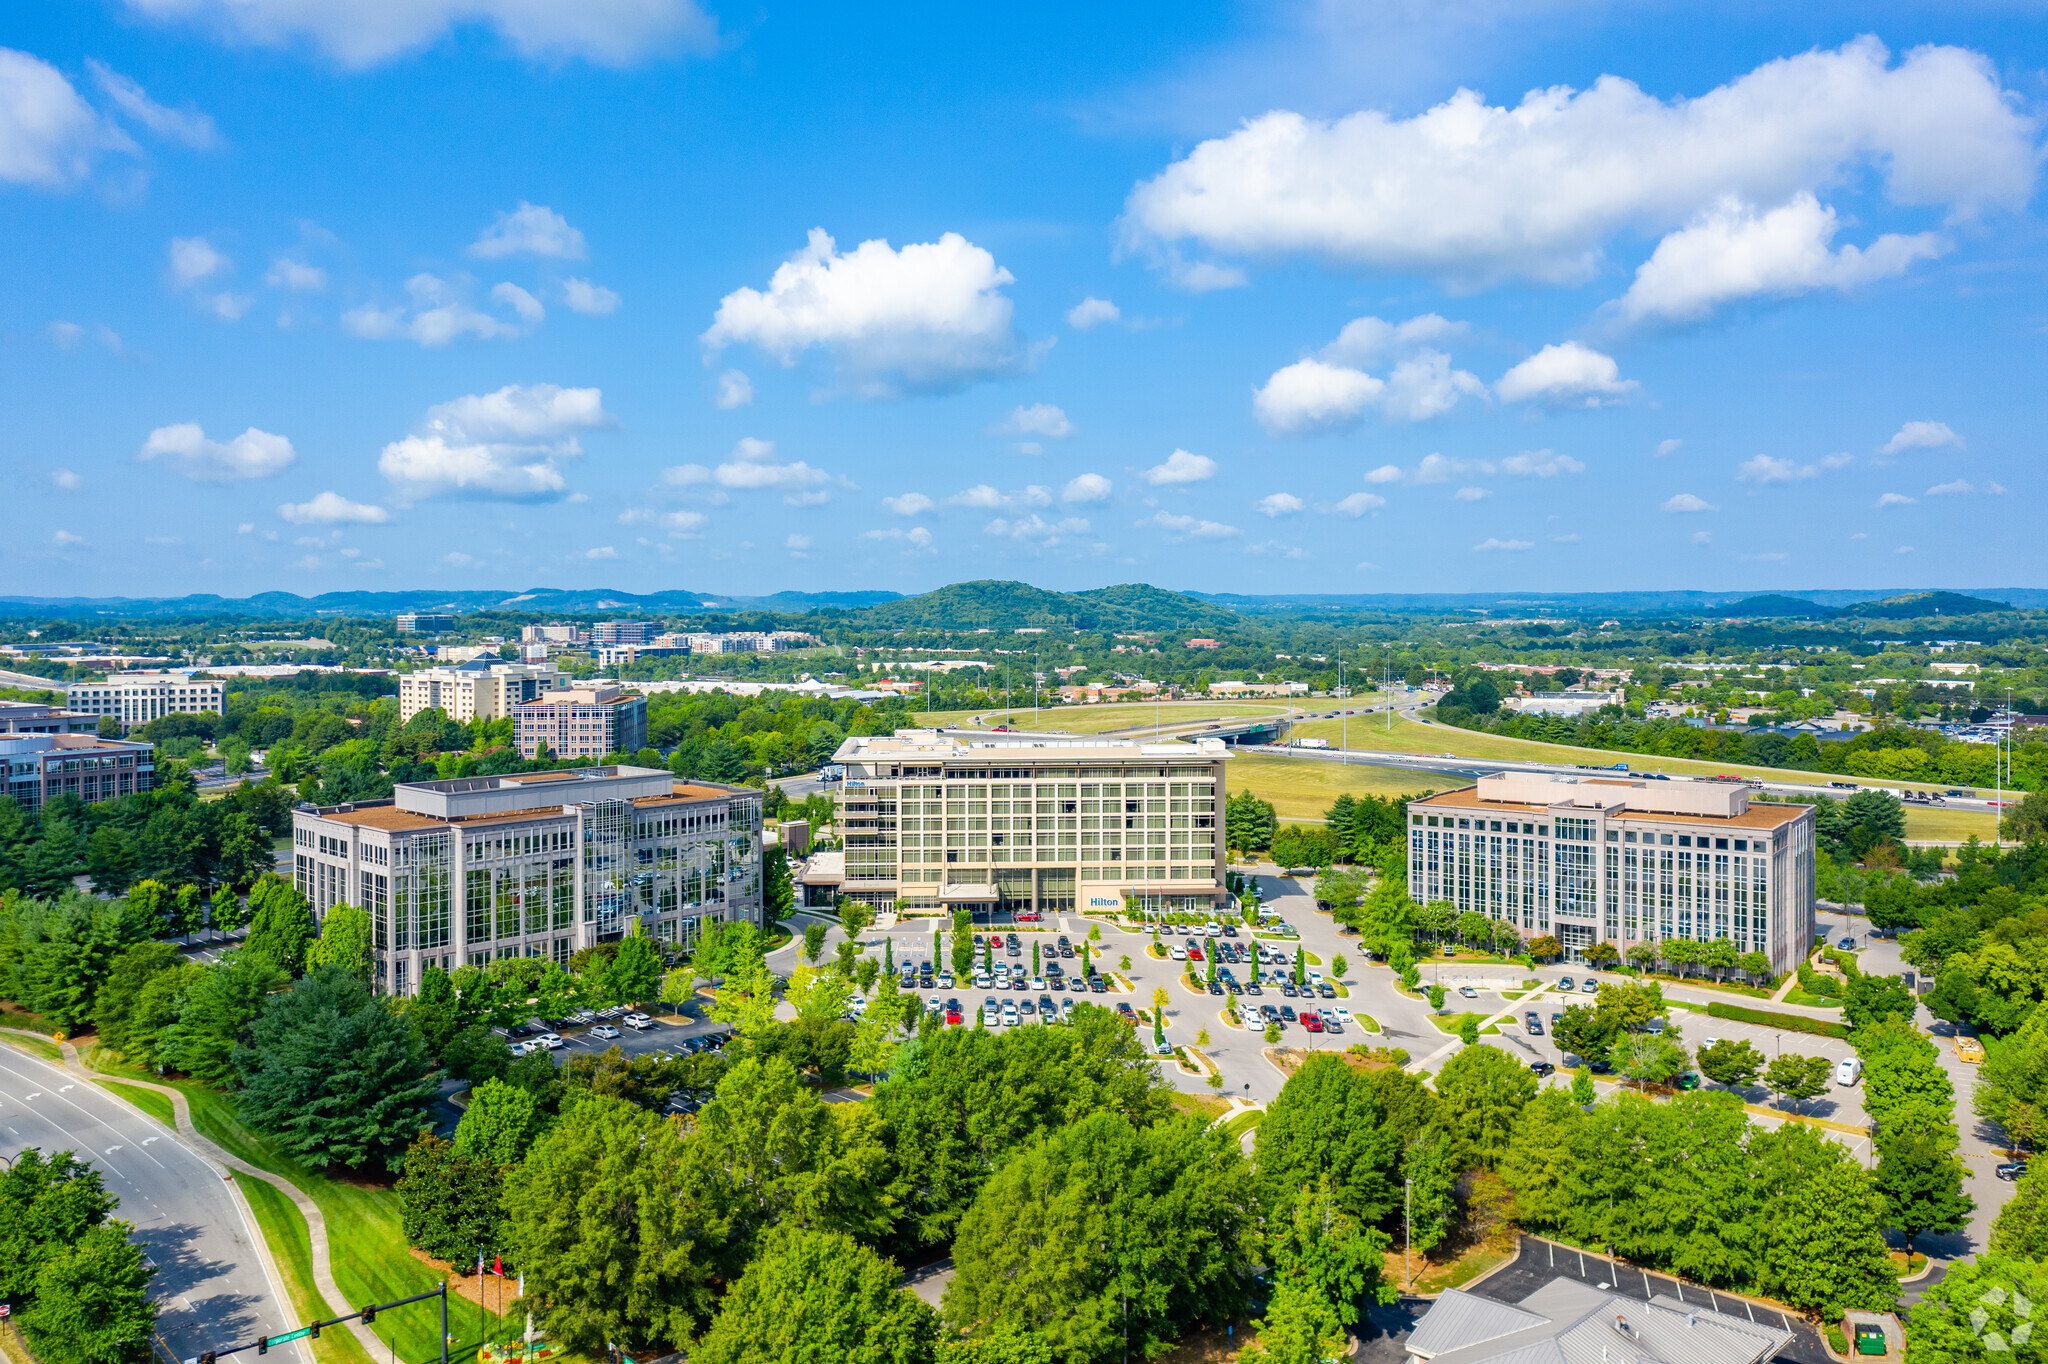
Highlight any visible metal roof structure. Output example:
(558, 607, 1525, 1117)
(1410, 1280, 1791, 1364)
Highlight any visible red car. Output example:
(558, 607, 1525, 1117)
(1115, 1003, 1138, 1025)
(1302, 1013, 1325, 1033)
(945, 1006, 963, 1025)
(1187, 945, 1204, 962)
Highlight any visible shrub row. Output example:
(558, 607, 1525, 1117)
(1706, 1001, 1852, 1039)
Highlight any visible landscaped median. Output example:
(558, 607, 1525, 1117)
(1704, 1001, 1852, 1040)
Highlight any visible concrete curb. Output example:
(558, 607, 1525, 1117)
(1, 1030, 384, 1363)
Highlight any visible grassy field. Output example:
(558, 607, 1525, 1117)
(1224, 751, 1446, 820)
(1290, 710, 1976, 792)
(1904, 805, 1997, 843)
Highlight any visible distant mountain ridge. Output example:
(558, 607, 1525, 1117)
(0, 582, 2038, 623)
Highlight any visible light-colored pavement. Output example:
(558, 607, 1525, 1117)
(0, 1043, 301, 1364)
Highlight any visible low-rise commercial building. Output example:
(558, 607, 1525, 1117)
(292, 766, 763, 995)
(1407, 771, 1815, 972)
(593, 643, 690, 669)
(66, 672, 227, 729)
(0, 701, 99, 736)
(398, 660, 566, 724)
(396, 613, 456, 634)
(828, 730, 1230, 917)
(1406, 1280, 1788, 1364)
(513, 685, 648, 759)
(2, 733, 155, 811)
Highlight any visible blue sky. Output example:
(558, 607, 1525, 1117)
(3, 1, 2044, 599)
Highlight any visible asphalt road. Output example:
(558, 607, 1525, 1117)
(0, 1048, 293, 1363)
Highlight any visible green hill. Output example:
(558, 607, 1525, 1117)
(853, 580, 1233, 632)
(1713, 594, 1833, 618)
(1840, 591, 2013, 619)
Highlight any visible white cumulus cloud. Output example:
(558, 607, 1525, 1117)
(710, 436, 849, 506)
(987, 515, 1090, 544)
(1473, 538, 1533, 551)
(1120, 39, 2035, 290)
(1453, 487, 1491, 502)
(469, 202, 586, 259)
(1738, 453, 1851, 484)
(379, 383, 613, 500)
(50, 468, 81, 490)
(168, 234, 228, 284)
(882, 492, 935, 516)
(715, 369, 753, 409)
(1611, 193, 1948, 325)
(1253, 358, 1384, 435)
(1661, 493, 1718, 513)
(1876, 492, 1917, 508)
(585, 545, 618, 560)
(563, 277, 620, 315)
(1063, 473, 1113, 505)
(1255, 492, 1304, 517)
(1067, 297, 1120, 329)
(1496, 342, 1637, 406)
(1499, 450, 1586, 477)
(1656, 438, 1684, 457)
(703, 228, 1026, 398)
(140, 423, 295, 481)
(1880, 420, 1964, 454)
(0, 50, 131, 189)
(343, 273, 538, 346)
(52, 529, 86, 547)
(1001, 403, 1074, 439)
(1330, 492, 1385, 516)
(1142, 449, 1217, 486)
(1140, 510, 1238, 539)
(266, 256, 326, 291)
(862, 526, 936, 550)
(279, 491, 388, 524)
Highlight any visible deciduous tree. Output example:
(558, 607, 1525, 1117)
(691, 1225, 935, 1364)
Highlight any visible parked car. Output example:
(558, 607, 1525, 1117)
(1116, 1002, 1138, 1024)
(624, 1012, 652, 1030)
(1996, 1160, 2028, 1181)
(590, 1024, 621, 1040)
(1560, 976, 1576, 991)
(1580, 978, 1598, 994)
(1529, 1061, 1555, 1077)
(1458, 985, 1477, 999)
(534, 1032, 564, 1049)
(1302, 1013, 1325, 1033)
(1525, 1012, 1543, 1035)
(1170, 946, 1187, 960)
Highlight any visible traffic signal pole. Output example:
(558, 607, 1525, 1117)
(189, 1283, 451, 1364)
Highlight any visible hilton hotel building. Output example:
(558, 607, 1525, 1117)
(291, 766, 762, 996)
(1407, 771, 1816, 973)
(825, 730, 1231, 917)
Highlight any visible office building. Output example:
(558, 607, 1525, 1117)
(396, 613, 457, 634)
(2, 733, 155, 811)
(66, 673, 227, 729)
(513, 685, 647, 759)
(593, 643, 690, 670)
(292, 766, 763, 995)
(0, 701, 99, 736)
(589, 620, 656, 647)
(681, 631, 818, 654)
(1406, 771, 1815, 973)
(397, 659, 566, 724)
(825, 730, 1230, 917)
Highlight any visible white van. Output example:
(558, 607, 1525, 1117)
(1836, 1056, 1863, 1087)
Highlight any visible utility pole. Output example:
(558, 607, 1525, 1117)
(1404, 1176, 1412, 1293)
(1340, 655, 1347, 764)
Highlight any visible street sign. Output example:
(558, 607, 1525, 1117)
(267, 1329, 313, 1346)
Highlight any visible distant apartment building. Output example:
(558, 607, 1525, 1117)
(397, 660, 566, 724)
(1407, 771, 1815, 973)
(396, 613, 457, 634)
(292, 766, 763, 994)
(521, 624, 590, 646)
(592, 643, 691, 670)
(682, 631, 819, 654)
(3, 732, 155, 811)
(1207, 680, 1308, 697)
(0, 701, 99, 736)
(1185, 638, 1223, 649)
(66, 672, 227, 729)
(589, 620, 657, 647)
(824, 730, 1231, 917)
(514, 685, 648, 759)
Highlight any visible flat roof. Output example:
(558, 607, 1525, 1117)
(314, 783, 737, 834)
(1414, 785, 1808, 829)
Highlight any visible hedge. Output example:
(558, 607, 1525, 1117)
(1706, 1001, 1852, 1039)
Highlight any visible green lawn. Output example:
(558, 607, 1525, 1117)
(1290, 709, 1973, 793)
(97, 1079, 175, 1127)
(1904, 805, 1996, 843)
(1224, 751, 1445, 821)
(1, 1031, 62, 1062)
(1427, 1012, 1502, 1036)
(1222, 1110, 1264, 1141)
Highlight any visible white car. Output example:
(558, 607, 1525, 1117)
(1331, 1008, 1355, 1026)
(534, 1032, 565, 1049)
(507, 1040, 530, 1056)
(1170, 946, 1188, 960)
(1030, 977, 1046, 991)
(590, 1024, 621, 1040)
(624, 1013, 652, 1030)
